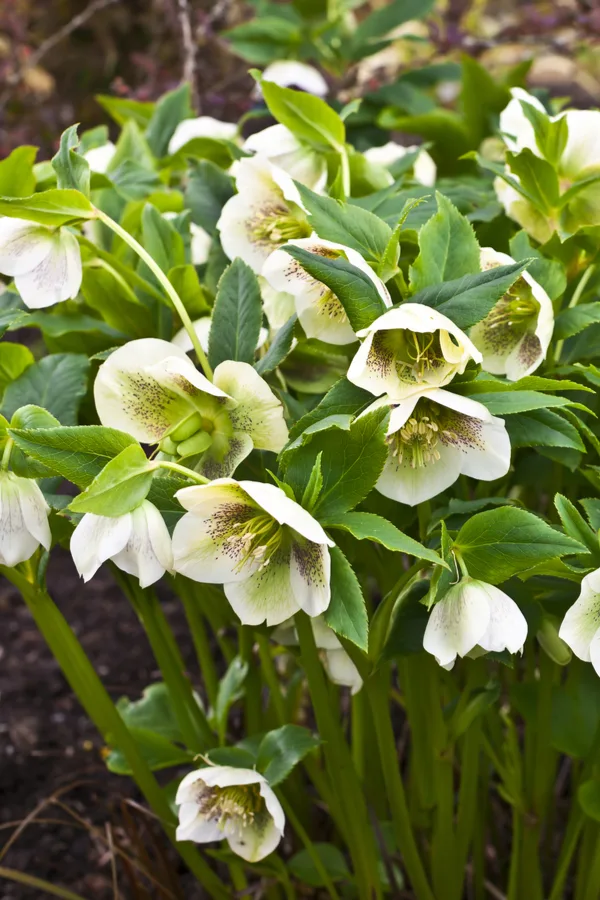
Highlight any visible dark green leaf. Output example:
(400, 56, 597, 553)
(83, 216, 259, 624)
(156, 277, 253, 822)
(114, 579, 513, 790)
(255, 314, 298, 375)
(145, 83, 192, 157)
(409, 191, 480, 291)
(51, 125, 90, 195)
(324, 547, 368, 650)
(321, 511, 443, 566)
(185, 160, 235, 234)
(209, 259, 262, 367)
(2, 354, 90, 424)
(0, 146, 37, 198)
(257, 725, 319, 786)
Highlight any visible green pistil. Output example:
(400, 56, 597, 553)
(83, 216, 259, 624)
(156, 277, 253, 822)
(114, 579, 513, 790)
(253, 214, 311, 244)
(393, 330, 447, 381)
(226, 513, 285, 572)
(199, 783, 265, 828)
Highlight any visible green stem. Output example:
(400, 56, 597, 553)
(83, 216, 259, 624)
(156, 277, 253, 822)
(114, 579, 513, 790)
(366, 666, 435, 900)
(0, 867, 87, 900)
(256, 632, 287, 725)
(278, 792, 341, 900)
(114, 570, 214, 750)
(94, 206, 213, 379)
(581, 826, 600, 900)
(176, 576, 220, 708)
(5, 570, 227, 898)
(1, 437, 13, 470)
(156, 459, 210, 484)
(296, 612, 381, 900)
(553, 263, 596, 363)
(239, 625, 262, 735)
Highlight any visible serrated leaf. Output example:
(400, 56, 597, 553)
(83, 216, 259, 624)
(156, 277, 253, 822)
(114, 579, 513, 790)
(209, 258, 262, 367)
(0, 189, 95, 226)
(257, 725, 319, 786)
(555, 303, 600, 340)
(255, 314, 297, 375)
(554, 493, 600, 557)
(324, 547, 368, 650)
(409, 192, 480, 292)
(261, 80, 345, 151)
(321, 511, 444, 566)
(145, 83, 192, 157)
(288, 378, 372, 441)
(69, 443, 155, 516)
(51, 125, 90, 195)
(1, 354, 90, 424)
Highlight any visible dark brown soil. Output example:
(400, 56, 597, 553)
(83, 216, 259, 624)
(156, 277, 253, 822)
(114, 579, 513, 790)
(0, 551, 203, 899)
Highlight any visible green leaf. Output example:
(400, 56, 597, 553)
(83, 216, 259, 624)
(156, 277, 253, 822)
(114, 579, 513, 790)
(81, 261, 152, 338)
(256, 725, 320, 786)
(348, 0, 435, 56)
(0, 146, 37, 198)
(460, 55, 510, 145)
(509, 230, 566, 301)
(506, 409, 585, 452)
(0, 189, 95, 225)
(474, 390, 579, 416)
(51, 125, 90, 195)
(69, 443, 155, 516)
(169, 137, 243, 170)
(185, 160, 234, 234)
(552, 664, 600, 758)
(288, 378, 372, 441)
(255, 314, 298, 375)
(0, 343, 34, 397)
(95, 94, 155, 129)
(110, 120, 155, 173)
(8, 425, 137, 488)
(1, 354, 90, 424)
(324, 547, 368, 650)
(554, 493, 600, 557)
(294, 184, 392, 264)
(289, 844, 350, 888)
(301, 452, 323, 512)
(106, 726, 193, 774)
(518, 100, 569, 167)
(282, 244, 387, 332)
(409, 192, 480, 292)
(284, 407, 389, 518)
(226, 17, 302, 65)
(116, 682, 181, 740)
(506, 148, 559, 212)
(213, 656, 249, 744)
(209, 258, 262, 367)
(145, 83, 192, 157)
(409, 260, 531, 329)
(448, 683, 501, 741)
(578, 780, 600, 822)
(321, 511, 444, 566)
(168, 265, 211, 319)
(453, 506, 587, 583)
(141, 203, 185, 274)
(260, 80, 345, 151)
(555, 303, 600, 340)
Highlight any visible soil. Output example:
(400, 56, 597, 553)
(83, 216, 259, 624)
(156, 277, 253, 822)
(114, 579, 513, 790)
(0, 551, 204, 899)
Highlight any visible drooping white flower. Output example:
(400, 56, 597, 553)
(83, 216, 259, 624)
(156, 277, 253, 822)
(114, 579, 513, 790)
(0, 217, 82, 308)
(244, 124, 327, 192)
(84, 141, 116, 174)
(176, 765, 285, 862)
(172, 479, 334, 627)
(262, 237, 392, 346)
(347, 303, 481, 400)
(94, 338, 287, 478)
(363, 142, 437, 187)
(423, 577, 527, 669)
(559, 569, 600, 675)
(217, 156, 311, 273)
(470, 248, 554, 380)
(371, 387, 510, 506)
(261, 61, 328, 97)
(70, 500, 173, 588)
(171, 317, 268, 355)
(274, 615, 363, 693)
(168, 117, 238, 155)
(496, 89, 600, 238)
(0, 472, 51, 567)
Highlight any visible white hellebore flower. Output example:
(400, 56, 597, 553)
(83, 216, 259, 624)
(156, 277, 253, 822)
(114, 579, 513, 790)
(363, 142, 437, 187)
(559, 569, 600, 675)
(172, 479, 334, 627)
(259, 277, 297, 333)
(168, 116, 238, 155)
(172, 317, 268, 355)
(423, 577, 527, 669)
(94, 338, 287, 479)
(261, 61, 328, 97)
(274, 615, 363, 693)
(262, 237, 391, 346)
(244, 124, 327, 192)
(496, 88, 600, 239)
(70, 500, 173, 588)
(372, 388, 511, 506)
(83, 141, 116, 174)
(217, 156, 311, 273)
(0, 217, 82, 308)
(347, 303, 481, 400)
(176, 765, 285, 862)
(0, 472, 51, 566)
(470, 248, 554, 380)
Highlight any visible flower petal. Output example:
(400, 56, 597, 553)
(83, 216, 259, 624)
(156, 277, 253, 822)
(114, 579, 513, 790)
(197, 432, 254, 480)
(261, 61, 328, 96)
(70, 513, 132, 582)
(323, 648, 363, 694)
(474, 581, 528, 654)
(111, 501, 172, 588)
(168, 116, 238, 155)
(0, 218, 52, 276)
(17, 477, 51, 550)
(214, 360, 288, 452)
(290, 540, 331, 617)
(237, 480, 334, 546)
(0, 473, 46, 566)
(559, 568, 600, 662)
(561, 110, 600, 180)
(376, 440, 463, 506)
(245, 124, 327, 192)
(14, 228, 82, 308)
(499, 88, 546, 155)
(224, 549, 300, 625)
(423, 581, 491, 668)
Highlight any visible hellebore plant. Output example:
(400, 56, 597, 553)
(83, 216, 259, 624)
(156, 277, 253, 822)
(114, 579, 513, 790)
(4, 56, 600, 900)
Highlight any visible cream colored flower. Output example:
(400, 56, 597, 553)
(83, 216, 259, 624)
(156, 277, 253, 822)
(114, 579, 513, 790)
(168, 117, 238, 155)
(0, 218, 82, 308)
(559, 569, 600, 676)
(244, 124, 327, 192)
(261, 61, 328, 97)
(0, 472, 51, 566)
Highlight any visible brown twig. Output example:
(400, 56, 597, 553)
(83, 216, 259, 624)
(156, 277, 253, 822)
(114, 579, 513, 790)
(0, 0, 119, 110)
(176, 0, 199, 112)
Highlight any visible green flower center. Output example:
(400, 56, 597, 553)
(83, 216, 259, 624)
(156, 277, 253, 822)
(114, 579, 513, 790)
(197, 782, 266, 829)
(479, 278, 540, 354)
(225, 511, 287, 572)
(253, 212, 311, 244)
(158, 399, 233, 461)
(375, 330, 455, 383)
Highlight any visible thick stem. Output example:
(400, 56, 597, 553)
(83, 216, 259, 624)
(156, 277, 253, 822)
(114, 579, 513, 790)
(366, 666, 436, 900)
(94, 206, 213, 378)
(6, 570, 227, 898)
(175, 576, 220, 708)
(156, 459, 210, 484)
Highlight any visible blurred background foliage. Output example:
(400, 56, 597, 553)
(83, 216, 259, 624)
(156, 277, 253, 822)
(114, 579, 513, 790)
(1, 0, 599, 159)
